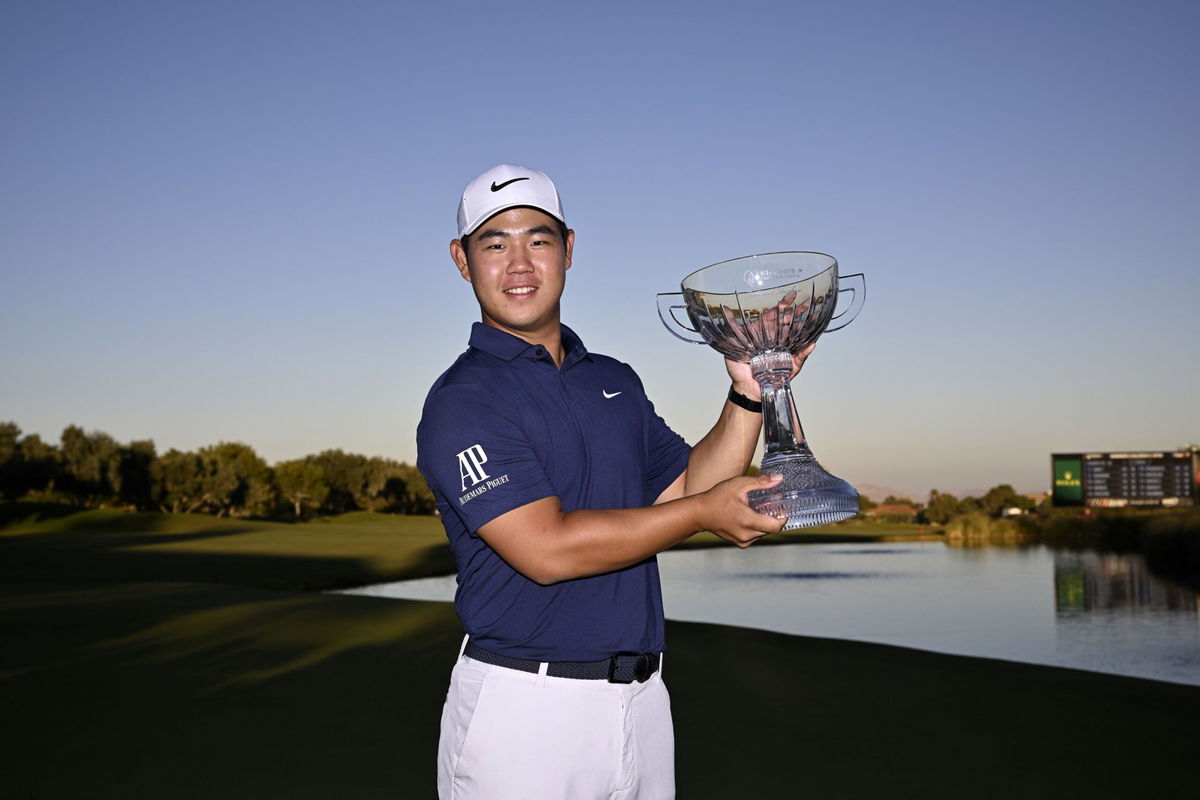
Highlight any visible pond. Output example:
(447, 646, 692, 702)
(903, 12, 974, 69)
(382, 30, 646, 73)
(340, 541, 1200, 686)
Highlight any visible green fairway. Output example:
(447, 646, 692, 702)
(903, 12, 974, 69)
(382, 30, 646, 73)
(0, 508, 455, 590)
(2, 509, 1197, 798)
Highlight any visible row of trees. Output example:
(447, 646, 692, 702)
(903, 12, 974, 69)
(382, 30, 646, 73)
(859, 485, 1039, 524)
(922, 485, 1038, 524)
(0, 422, 435, 518)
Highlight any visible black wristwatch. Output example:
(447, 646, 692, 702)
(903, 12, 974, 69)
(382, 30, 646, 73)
(728, 387, 763, 414)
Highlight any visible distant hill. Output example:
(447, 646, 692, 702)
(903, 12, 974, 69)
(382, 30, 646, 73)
(855, 483, 905, 503)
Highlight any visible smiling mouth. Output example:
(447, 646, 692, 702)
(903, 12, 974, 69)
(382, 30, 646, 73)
(505, 287, 537, 295)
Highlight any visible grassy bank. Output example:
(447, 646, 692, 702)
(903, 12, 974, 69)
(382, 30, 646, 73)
(2, 508, 1198, 798)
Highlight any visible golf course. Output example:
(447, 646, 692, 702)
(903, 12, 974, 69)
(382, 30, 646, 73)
(2, 507, 1196, 799)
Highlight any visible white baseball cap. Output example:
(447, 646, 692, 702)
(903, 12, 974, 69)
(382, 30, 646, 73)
(456, 164, 566, 239)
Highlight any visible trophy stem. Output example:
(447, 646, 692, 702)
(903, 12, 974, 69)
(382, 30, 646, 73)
(747, 350, 859, 530)
(750, 351, 809, 459)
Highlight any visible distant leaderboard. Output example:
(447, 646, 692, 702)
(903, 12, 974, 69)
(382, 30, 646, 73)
(1051, 451, 1197, 508)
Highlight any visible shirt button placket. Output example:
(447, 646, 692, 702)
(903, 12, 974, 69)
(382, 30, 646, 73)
(558, 367, 592, 498)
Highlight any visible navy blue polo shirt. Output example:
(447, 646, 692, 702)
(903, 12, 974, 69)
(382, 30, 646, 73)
(416, 322, 691, 661)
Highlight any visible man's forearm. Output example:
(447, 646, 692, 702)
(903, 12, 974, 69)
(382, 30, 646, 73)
(682, 398, 762, 495)
(478, 471, 785, 586)
(539, 498, 706, 583)
(482, 492, 709, 585)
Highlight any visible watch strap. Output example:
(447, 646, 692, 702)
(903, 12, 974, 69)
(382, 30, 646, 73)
(728, 387, 763, 414)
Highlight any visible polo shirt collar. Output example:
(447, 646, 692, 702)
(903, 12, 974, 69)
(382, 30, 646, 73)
(467, 322, 592, 367)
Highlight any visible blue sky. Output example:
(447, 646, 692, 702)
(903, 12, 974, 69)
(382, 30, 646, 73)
(3, 0, 1197, 499)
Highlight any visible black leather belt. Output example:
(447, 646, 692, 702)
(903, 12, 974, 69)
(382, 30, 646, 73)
(464, 641, 660, 684)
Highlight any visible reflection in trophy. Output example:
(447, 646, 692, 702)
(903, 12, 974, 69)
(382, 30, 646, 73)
(657, 252, 866, 529)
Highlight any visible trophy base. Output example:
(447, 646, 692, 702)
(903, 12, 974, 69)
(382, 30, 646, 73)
(748, 454, 859, 530)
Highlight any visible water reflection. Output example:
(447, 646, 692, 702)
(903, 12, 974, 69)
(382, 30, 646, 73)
(732, 571, 894, 580)
(824, 548, 918, 556)
(1055, 551, 1199, 614)
(1043, 550, 1200, 685)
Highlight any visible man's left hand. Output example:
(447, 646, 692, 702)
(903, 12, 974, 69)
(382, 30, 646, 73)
(724, 344, 814, 402)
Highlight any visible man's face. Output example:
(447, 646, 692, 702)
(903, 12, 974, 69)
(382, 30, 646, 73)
(451, 207, 574, 342)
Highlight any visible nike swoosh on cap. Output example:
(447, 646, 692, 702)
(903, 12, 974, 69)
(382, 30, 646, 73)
(603, 390, 622, 399)
(491, 177, 530, 192)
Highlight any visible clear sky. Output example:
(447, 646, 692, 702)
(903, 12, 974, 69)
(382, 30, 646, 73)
(3, 0, 1197, 499)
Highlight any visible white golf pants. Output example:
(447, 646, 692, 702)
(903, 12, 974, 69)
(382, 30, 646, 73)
(437, 641, 675, 799)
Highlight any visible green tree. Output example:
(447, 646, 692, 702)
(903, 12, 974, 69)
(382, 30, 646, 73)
(59, 425, 121, 506)
(194, 450, 238, 516)
(275, 458, 330, 517)
(117, 440, 157, 510)
(312, 449, 377, 513)
(957, 495, 983, 516)
(981, 484, 1033, 516)
(13, 433, 62, 498)
(0, 422, 21, 499)
(199, 442, 273, 516)
(151, 449, 207, 513)
(359, 459, 436, 514)
(392, 462, 436, 514)
(923, 490, 960, 525)
(356, 457, 394, 511)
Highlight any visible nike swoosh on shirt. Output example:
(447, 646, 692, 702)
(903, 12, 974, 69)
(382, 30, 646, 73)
(490, 177, 529, 192)
(602, 390, 622, 399)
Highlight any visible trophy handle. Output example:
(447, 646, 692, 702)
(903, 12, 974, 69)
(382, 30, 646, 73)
(826, 273, 866, 333)
(656, 292, 707, 345)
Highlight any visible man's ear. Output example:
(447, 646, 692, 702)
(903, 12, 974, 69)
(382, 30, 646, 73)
(564, 229, 575, 271)
(450, 239, 472, 282)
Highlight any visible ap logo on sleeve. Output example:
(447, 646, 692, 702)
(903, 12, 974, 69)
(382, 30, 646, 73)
(457, 444, 490, 491)
(455, 444, 510, 506)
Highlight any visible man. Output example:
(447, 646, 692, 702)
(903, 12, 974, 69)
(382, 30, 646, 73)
(416, 164, 810, 799)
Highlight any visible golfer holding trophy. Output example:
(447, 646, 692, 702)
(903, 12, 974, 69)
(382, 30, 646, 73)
(420, 163, 866, 799)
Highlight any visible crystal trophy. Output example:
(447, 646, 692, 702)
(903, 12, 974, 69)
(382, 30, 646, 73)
(657, 252, 866, 529)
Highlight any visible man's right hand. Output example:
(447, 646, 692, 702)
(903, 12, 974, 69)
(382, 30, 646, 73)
(697, 472, 788, 547)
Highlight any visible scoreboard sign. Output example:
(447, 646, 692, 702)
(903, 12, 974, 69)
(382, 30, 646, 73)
(1051, 451, 1197, 508)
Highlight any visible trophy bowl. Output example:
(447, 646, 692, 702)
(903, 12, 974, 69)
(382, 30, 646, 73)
(657, 252, 866, 530)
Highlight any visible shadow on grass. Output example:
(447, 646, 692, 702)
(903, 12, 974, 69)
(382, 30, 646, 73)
(0, 527, 358, 590)
(0, 501, 81, 527)
(0, 510, 468, 796)
(0, 509, 454, 591)
(0, 581, 462, 799)
(90, 589, 456, 691)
